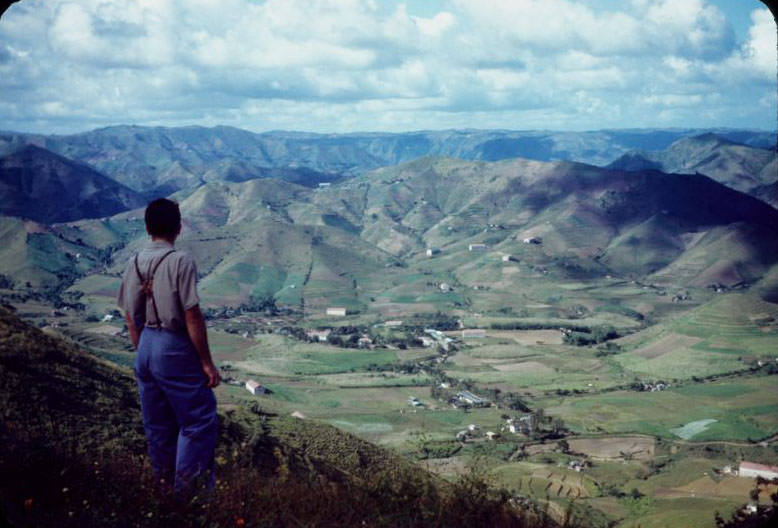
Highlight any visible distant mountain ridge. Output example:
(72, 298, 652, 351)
(0, 145, 145, 223)
(607, 133, 777, 200)
(1, 125, 774, 198)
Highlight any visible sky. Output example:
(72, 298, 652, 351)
(0, 0, 775, 134)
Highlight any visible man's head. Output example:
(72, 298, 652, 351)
(145, 198, 181, 240)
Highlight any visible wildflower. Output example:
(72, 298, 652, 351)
(235, 517, 246, 528)
(146, 512, 154, 518)
(62, 487, 69, 493)
(23, 498, 33, 511)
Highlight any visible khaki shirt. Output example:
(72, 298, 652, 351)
(117, 240, 200, 332)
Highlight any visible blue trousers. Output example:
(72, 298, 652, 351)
(134, 328, 218, 494)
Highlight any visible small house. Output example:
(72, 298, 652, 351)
(439, 283, 452, 292)
(384, 320, 403, 327)
(468, 243, 487, 251)
(245, 379, 265, 395)
(426, 248, 440, 257)
(461, 328, 486, 339)
(306, 329, 332, 342)
(457, 390, 486, 406)
(325, 307, 347, 317)
(522, 237, 542, 244)
(318, 182, 331, 188)
(358, 336, 373, 348)
(568, 460, 584, 472)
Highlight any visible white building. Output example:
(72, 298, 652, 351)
(419, 336, 435, 348)
(522, 237, 542, 244)
(468, 243, 487, 251)
(426, 248, 440, 257)
(384, 320, 403, 327)
(245, 379, 265, 395)
(461, 328, 486, 338)
(739, 462, 778, 479)
(457, 390, 486, 406)
(306, 329, 331, 342)
(325, 307, 347, 316)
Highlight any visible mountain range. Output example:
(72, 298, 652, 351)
(1, 125, 774, 198)
(2, 153, 775, 316)
(0, 125, 775, 313)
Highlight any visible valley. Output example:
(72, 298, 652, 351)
(1, 127, 777, 527)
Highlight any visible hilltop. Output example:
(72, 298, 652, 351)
(607, 133, 777, 199)
(0, 145, 145, 223)
(0, 304, 554, 527)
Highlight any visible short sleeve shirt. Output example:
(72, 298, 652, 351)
(117, 240, 200, 332)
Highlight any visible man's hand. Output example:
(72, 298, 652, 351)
(201, 361, 221, 388)
(185, 305, 220, 389)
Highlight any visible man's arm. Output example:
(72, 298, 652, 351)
(184, 304, 221, 388)
(125, 312, 140, 349)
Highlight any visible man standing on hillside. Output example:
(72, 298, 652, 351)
(117, 198, 220, 495)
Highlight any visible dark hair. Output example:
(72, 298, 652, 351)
(145, 198, 181, 238)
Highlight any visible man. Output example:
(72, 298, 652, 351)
(117, 198, 220, 495)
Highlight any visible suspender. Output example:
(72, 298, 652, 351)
(134, 249, 176, 329)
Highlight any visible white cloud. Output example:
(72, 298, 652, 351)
(0, 0, 773, 133)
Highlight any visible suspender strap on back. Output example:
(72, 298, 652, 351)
(134, 249, 176, 329)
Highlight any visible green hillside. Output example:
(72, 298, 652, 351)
(2, 155, 776, 320)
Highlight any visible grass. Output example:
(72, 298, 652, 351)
(614, 348, 745, 380)
(539, 375, 778, 440)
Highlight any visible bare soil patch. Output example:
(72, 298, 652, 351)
(665, 476, 772, 500)
(632, 333, 701, 359)
(567, 436, 655, 460)
(493, 361, 555, 373)
(489, 329, 564, 345)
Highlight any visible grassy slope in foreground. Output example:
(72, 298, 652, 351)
(0, 305, 556, 528)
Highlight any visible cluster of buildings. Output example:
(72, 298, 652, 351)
(635, 381, 668, 392)
(505, 415, 535, 435)
(421, 328, 454, 351)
